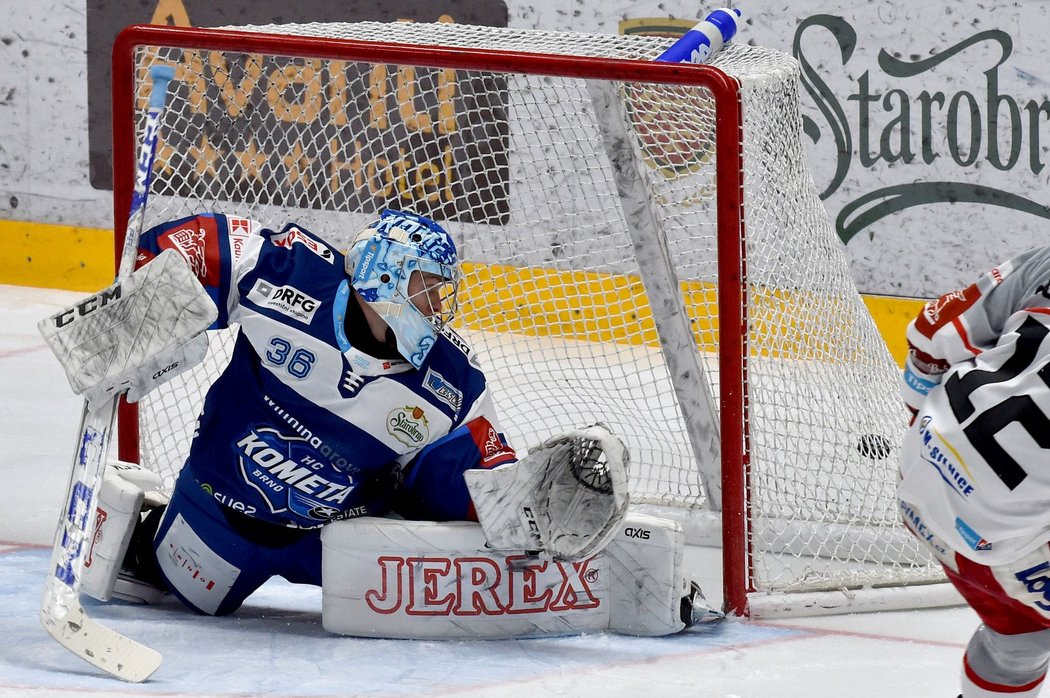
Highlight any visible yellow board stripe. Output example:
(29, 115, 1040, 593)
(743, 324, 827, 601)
(1, 220, 926, 366)
(462, 261, 926, 366)
(863, 294, 925, 369)
(0, 219, 114, 292)
(459, 261, 662, 346)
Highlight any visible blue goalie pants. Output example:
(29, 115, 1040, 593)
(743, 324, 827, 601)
(152, 468, 323, 616)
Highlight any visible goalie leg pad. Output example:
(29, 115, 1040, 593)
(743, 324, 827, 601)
(605, 512, 697, 635)
(82, 461, 167, 603)
(320, 511, 704, 638)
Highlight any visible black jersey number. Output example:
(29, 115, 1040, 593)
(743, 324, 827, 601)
(943, 315, 1050, 490)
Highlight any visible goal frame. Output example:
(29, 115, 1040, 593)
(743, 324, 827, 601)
(110, 22, 751, 615)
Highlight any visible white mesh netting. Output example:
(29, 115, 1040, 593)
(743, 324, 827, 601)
(117, 21, 944, 607)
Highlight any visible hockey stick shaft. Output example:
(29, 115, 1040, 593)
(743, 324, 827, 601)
(41, 64, 175, 683)
(580, 9, 746, 513)
(119, 66, 175, 278)
(654, 8, 742, 64)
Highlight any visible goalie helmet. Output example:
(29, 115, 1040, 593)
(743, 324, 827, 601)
(345, 210, 461, 368)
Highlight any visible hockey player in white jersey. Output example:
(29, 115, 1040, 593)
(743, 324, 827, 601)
(78, 208, 716, 638)
(900, 246, 1050, 697)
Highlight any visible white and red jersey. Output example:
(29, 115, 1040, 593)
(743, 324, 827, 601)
(899, 245, 1050, 565)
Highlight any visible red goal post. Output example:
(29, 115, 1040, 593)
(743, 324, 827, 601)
(109, 21, 951, 618)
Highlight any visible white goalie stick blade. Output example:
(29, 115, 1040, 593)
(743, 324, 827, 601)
(40, 599, 162, 683)
(40, 402, 162, 682)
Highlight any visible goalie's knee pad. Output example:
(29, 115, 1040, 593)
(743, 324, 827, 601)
(82, 460, 169, 604)
(319, 511, 716, 639)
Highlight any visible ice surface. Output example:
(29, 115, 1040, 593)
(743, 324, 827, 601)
(0, 284, 973, 697)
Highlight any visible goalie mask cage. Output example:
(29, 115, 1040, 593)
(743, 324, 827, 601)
(111, 22, 955, 617)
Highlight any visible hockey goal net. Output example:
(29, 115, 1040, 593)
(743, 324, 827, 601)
(111, 21, 951, 617)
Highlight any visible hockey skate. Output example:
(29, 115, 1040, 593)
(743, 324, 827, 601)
(111, 506, 168, 605)
(683, 581, 724, 627)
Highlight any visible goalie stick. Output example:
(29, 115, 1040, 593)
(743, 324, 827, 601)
(39, 64, 175, 682)
(580, 12, 743, 514)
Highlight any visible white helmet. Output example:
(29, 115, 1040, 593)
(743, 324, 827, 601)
(344, 210, 461, 368)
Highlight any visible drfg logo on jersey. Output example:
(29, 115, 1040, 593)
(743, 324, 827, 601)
(364, 553, 602, 616)
(247, 279, 320, 324)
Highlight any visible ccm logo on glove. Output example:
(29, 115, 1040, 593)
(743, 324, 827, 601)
(54, 286, 123, 328)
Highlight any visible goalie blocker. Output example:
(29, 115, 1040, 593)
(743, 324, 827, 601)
(37, 248, 216, 411)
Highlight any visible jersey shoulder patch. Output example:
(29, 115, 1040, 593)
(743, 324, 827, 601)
(266, 222, 337, 264)
(224, 215, 262, 264)
(915, 283, 980, 339)
(421, 328, 487, 418)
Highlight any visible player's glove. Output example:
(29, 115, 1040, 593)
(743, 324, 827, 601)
(464, 423, 629, 560)
(901, 351, 947, 418)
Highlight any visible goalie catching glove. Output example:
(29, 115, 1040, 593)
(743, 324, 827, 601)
(464, 423, 630, 560)
(37, 249, 217, 410)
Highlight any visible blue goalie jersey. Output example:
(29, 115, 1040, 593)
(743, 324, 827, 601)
(137, 213, 515, 529)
